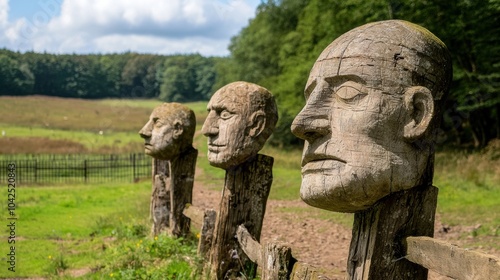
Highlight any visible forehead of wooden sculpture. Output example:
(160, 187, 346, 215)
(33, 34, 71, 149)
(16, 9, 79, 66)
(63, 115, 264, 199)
(308, 20, 449, 96)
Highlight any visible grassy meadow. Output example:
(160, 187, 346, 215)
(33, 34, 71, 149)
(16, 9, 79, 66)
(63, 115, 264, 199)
(0, 95, 498, 279)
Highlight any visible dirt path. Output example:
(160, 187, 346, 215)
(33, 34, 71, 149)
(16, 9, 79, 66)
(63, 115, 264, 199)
(192, 172, 499, 280)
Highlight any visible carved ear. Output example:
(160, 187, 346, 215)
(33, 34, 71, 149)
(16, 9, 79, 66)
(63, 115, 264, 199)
(172, 120, 184, 139)
(403, 86, 434, 141)
(248, 111, 266, 138)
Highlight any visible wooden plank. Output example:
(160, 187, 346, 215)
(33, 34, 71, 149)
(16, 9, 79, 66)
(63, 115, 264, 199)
(236, 224, 263, 265)
(183, 204, 216, 259)
(347, 185, 438, 280)
(406, 236, 500, 280)
(183, 204, 205, 227)
(237, 224, 327, 280)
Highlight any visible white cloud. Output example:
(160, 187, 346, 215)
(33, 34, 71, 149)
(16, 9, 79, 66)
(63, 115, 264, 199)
(94, 34, 230, 56)
(0, 0, 257, 56)
(0, 0, 8, 26)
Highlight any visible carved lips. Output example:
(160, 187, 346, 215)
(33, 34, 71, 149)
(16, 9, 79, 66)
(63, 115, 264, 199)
(207, 143, 225, 153)
(301, 154, 346, 175)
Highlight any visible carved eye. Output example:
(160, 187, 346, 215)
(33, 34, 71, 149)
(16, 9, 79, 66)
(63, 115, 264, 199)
(335, 82, 367, 103)
(153, 117, 163, 126)
(220, 110, 233, 120)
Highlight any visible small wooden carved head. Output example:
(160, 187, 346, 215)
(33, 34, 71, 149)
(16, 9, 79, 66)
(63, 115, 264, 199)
(202, 81, 278, 169)
(291, 20, 452, 212)
(139, 103, 196, 160)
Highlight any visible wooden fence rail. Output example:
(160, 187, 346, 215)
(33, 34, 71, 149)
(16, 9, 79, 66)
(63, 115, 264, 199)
(0, 153, 151, 184)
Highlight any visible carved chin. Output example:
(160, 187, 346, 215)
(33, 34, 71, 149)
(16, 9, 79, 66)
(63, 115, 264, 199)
(207, 149, 256, 170)
(300, 171, 390, 213)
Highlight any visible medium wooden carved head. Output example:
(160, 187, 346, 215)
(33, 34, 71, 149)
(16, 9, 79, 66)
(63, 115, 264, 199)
(139, 103, 196, 160)
(202, 81, 278, 169)
(291, 20, 452, 212)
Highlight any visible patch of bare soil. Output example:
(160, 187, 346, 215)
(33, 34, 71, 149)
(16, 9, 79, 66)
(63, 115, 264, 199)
(0, 137, 87, 154)
(192, 178, 499, 280)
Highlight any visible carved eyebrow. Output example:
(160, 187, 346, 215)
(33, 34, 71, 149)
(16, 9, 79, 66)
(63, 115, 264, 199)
(325, 75, 366, 87)
(208, 104, 237, 115)
(304, 79, 317, 99)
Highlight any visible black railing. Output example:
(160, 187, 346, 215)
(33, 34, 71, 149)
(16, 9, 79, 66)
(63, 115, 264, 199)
(0, 154, 152, 184)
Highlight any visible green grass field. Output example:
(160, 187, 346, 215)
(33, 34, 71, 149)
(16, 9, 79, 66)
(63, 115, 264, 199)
(0, 182, 201, 279)
(0, 95, 498, 278)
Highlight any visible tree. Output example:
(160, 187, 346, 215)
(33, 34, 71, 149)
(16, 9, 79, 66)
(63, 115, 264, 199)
(158, 54, 216, 102)
(0, 50, 34, 94)
(120, 54, 164, 98)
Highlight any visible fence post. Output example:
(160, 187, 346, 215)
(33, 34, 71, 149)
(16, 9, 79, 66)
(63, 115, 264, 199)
(34, 159, 37, 183)
(84, 159, 88, 183)
(132, 154, 137, 182)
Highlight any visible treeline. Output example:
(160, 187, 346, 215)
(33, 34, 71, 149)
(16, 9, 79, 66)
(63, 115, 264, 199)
(0, 50, 224, 102)
(219, 0, 500, 148)
(1, 0, 499, 147)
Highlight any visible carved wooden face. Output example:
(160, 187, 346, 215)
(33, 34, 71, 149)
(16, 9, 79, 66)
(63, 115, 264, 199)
(139, 103, 193, 160)
(202, 85, 256, 169)
(291, 20, 449, 212)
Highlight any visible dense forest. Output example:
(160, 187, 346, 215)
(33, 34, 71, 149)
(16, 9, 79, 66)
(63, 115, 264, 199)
(0, 50, 222, 102)
(1, 0, 499, 148)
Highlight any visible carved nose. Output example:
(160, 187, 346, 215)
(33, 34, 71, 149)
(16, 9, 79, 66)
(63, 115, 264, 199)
(291, 108, 330, 142)
(139, 122, 152, 139)
(201, 112, 218, 137)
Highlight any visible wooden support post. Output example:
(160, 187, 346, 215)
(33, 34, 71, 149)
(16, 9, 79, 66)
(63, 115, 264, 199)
(199, 209, 217, 258)
(208, 154, 273, 279)
(405, 236, 500, 280)
(169, 147, 197, 237)
(347, 185, 438, 280)
(151, 158, 170, 236)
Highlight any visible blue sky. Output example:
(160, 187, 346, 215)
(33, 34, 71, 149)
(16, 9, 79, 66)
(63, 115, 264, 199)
(0, 0, 262, 56)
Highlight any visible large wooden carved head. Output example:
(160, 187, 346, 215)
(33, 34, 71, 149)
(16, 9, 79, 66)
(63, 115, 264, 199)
(291, 20, 452, 212)
(202, 81, 278, 169)
(139, 103, 196, 160)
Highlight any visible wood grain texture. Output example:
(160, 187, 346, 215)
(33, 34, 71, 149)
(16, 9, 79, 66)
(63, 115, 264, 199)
(151, 158, 170, 236)
(208, 154, 273, 279)
(406, 236, 500, 280)
(169, 147, 197, 237)
(347, 185, 438, 280)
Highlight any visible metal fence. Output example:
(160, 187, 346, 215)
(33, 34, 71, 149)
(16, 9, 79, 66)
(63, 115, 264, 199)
(0, 154, 152, 184)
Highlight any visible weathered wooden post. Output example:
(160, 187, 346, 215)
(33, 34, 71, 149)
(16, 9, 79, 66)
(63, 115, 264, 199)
(139, 103, 197, 237)
(201, 81, 278, 279)
(151, 158, 170, 234)
(290, 20, 452, 279)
